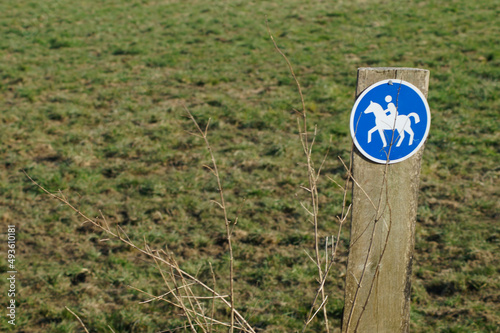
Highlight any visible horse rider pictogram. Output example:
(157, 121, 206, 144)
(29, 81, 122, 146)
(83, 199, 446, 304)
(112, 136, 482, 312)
(363, 98, 420, 148)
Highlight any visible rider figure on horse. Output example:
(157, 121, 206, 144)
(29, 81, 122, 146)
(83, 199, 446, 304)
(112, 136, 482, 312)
(384, 95, 397, 122)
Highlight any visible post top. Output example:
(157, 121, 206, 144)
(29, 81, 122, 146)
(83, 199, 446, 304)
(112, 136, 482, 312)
(358, 67, 429, 73)
(356, 67, 430, 98)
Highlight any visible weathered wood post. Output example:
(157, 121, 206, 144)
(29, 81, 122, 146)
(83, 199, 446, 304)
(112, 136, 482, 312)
(342, 68, 430, 332)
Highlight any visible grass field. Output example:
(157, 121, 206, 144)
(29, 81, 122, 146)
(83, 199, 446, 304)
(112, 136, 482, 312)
(0, 0, 499, 332)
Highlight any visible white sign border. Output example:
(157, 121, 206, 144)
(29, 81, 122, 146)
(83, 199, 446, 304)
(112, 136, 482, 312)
(350, 79, 431, 164)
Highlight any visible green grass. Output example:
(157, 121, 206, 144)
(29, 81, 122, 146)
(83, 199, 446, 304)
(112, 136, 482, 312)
(0, 0, 499, 331)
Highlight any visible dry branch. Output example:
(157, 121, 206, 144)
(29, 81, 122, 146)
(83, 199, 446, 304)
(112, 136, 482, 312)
(268, 22, 351, 333)
(25, 172, 255, 333)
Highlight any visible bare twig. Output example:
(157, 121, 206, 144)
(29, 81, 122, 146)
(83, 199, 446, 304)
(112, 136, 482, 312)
(209, 262, 217, 333)
(130, 286, 249, 332)
(267, 22, 333, 333)
(65, 307, 90, 333)
(183, 106, 236, 333)
(25, 173, 256, 333)
(304, 296, 329, 326)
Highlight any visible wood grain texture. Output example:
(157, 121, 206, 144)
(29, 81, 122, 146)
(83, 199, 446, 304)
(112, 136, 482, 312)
(342, 68, 430, 333)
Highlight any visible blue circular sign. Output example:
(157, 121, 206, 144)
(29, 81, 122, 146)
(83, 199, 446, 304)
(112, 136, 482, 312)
(350, 79, 431, 164)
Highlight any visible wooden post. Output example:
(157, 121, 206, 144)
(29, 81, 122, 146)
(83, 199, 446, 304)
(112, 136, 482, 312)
(342, 68, 430, 333)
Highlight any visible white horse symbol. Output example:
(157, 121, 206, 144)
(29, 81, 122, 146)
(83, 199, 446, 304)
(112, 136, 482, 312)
(363, 101, 420, 147)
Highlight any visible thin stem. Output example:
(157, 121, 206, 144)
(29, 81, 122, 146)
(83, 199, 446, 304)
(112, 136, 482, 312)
(184, 107, 235, 333)
(24, 173, 256, 333)
(65, 307, 90, 333)
(267, 22, 331, 332)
